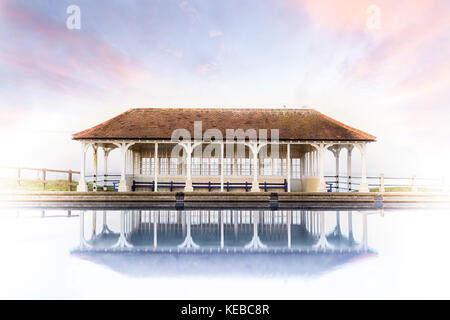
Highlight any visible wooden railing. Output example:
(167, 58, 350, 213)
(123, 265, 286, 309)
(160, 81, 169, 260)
(0, 166, 80, 191)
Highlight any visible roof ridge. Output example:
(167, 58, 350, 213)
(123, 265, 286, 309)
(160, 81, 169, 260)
(129, 107, 315, 111)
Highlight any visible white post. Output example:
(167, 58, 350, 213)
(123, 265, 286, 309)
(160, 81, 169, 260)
(184, 143, 195, 192)
(92, 145, 98, 192)
(154, 143, 158, 191)
(102, 147, 111, 191)
(312, 143, 328, 192)
(357, 143, 369, 192)
(77, 142, 89, 192)
(251, 142, 259, 192)
(347, 145, 353, 192)
(329, 145, 341, 192)
(379, 173, 385, 193)
(286, 143, 291, 192)
(116, 142, 135, 192)
(220, 142, 224, 192)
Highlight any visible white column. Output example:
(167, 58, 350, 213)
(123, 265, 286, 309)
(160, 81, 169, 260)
(347, 145, 353, 191)
(318, 145, 325, 191)
(102, 147, 111, 191)
(185, 143, 194, 192)
(251, 142, 259, 192)
(116, 142, 135, 192)
(286, 143, 291, 192)
(329, 146, 341, 192)
(312, 143, 328, 192)
(379, 173, 385, 193)
(92, 145, 98, 192)
(356, 143, 369, 192)
(220, 142, 224, 192)
(77, 142, 89, 192)
(154, 143, 158, 191)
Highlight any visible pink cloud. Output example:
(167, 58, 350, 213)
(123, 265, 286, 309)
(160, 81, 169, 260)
(209, 30, 223, 38)
(0, 2, 149, 95)
(291, 0, 450, 101)
(198, 63, 217, 75)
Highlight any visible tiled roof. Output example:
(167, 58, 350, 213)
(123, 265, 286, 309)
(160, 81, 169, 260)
(72, 108, 376, 141)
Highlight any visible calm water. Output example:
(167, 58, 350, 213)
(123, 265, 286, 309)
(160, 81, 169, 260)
(0, 203, 449, 299)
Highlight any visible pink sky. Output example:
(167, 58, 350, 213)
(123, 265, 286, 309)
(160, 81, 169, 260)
(0, 0, 449, 179)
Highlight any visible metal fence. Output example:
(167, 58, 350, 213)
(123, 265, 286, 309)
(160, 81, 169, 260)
(325, 174, 447, 192)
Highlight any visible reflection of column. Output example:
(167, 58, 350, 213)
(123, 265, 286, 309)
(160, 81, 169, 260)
(153, 211, 158, 248)
(332, 211, 341, 237)
(100, 211, 112, 234)
(245, 211, 267, 249)
(313, 211, 331, 250)
(287, 210, 291, 249)
(113, 211, 133, 248)
(220, 211, 224, 249)
(362, 212, 368, 251)
(348, 211, 354, 243)
(178, 211, 199, 249)
(79, 211, 92, 249)
(233, 210, 238, 238)
(90, 210, 96, 240)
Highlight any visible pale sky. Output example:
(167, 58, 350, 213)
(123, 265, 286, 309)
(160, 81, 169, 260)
(1, 0, 449, 179)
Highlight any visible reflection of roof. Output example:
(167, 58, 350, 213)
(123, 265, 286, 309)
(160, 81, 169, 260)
(71, 250, 376, 278)
(72, 108, 376, 141)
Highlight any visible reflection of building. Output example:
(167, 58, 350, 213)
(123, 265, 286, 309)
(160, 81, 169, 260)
(73, 108, 376, 192)
(78, 210, 369, 253)
(73, 209, 374, 278)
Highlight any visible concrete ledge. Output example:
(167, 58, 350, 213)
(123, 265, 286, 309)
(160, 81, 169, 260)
(1, 191, 450, 204)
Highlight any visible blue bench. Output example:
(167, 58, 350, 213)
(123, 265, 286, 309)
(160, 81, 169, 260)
(192, 182, 222, 191)
(326, 183, 333, 192)
(259, 179, 288, 192)
(131, 180, 290, 192)
(132, 180, 185, 192)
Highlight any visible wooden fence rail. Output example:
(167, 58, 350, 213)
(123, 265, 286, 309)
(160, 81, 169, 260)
(0, 166, 80, 191)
